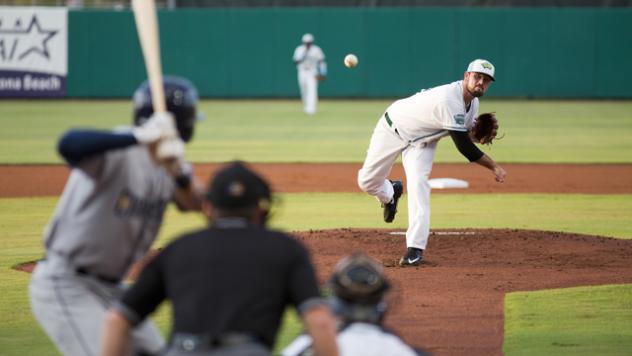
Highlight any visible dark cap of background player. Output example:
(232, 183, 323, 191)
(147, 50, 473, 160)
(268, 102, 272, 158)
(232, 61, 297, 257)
(206, 161, 271, 209)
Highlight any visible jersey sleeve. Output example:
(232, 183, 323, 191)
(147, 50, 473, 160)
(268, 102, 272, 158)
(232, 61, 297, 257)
(114, 251, 168, 326)
(317, 46, 325, 61)
(58, 129, 139, 178)
(433, 100, 467, 132)
(292, 46, 303, 62)
(287, 240, 323, 314)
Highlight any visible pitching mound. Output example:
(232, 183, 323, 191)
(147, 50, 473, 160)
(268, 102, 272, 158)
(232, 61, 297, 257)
(293, 228, 632, 356)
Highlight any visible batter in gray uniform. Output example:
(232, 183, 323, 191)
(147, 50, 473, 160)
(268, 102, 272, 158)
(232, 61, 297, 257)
(29, 76, 203, 356)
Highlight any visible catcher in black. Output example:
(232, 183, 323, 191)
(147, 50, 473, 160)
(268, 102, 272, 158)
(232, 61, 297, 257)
(102, 162, 339, 356)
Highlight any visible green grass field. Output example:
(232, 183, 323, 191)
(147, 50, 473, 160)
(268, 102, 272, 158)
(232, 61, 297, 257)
(1, 99, 632, 164)
(0, 99, 631, 355)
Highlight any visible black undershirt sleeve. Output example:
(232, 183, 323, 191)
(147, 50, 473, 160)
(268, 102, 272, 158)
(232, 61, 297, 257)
(449, 130, 484, 162)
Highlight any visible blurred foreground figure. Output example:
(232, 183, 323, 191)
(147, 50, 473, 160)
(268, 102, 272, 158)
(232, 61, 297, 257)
(29, 76, 203, 356)
(102, 161, 338, 356)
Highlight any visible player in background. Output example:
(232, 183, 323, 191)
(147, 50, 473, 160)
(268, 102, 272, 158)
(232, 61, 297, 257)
(29, 76, 204, 356)
(102, 161, 339, 356)
(293, 33, 327, 115)
(282, 253, 427, 356)
(357, 59, 506, 267)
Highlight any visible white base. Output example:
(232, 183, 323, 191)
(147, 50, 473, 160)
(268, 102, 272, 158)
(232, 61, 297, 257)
(428, 178, 469, 189)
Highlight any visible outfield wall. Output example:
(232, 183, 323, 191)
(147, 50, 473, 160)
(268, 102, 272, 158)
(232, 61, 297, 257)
(67, 8, 632, 98)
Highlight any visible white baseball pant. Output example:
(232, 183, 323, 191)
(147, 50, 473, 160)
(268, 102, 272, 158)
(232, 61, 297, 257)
(29, 256, 165, 356)
(298, 70, 318, 115)
(358, 115, 437, 249)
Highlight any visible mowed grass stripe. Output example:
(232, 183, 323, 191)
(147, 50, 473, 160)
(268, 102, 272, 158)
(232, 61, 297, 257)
(505, 284, 632, 356)
(1, 99, 632, 163)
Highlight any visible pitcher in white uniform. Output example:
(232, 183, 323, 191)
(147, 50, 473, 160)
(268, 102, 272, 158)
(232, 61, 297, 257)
(357, 59, 507, 267)
(293, 33, 327, 115)
(28, 77, 204, 355)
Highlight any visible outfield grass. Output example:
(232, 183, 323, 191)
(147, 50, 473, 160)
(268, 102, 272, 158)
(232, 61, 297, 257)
(1, 99, 632, 163)
(1, 193, 631, 355)
(505, 284, 632, 356)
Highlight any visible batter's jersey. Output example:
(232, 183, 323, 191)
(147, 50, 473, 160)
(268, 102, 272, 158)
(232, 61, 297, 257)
(386, 80, 479, 144)
(282, 322, 420, 356)
(43, 141, 175, 281)
(293, 44, 325, 74)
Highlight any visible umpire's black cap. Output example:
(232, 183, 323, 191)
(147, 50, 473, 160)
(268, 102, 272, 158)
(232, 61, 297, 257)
(207, 161, 271, 209)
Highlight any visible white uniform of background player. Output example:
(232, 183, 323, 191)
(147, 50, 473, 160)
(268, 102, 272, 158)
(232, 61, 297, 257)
(293, 33, 327, 115)
(357, 60, 506, 266)
(283, 323, 418, 356)
(29, 77, 202, 355)
(282, 253, 425, 356)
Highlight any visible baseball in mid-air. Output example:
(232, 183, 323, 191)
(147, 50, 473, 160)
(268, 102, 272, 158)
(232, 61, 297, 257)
(344, 54, 358, 68)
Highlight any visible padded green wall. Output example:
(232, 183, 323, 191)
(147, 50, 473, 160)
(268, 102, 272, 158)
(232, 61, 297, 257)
(66, 8, 632, 98)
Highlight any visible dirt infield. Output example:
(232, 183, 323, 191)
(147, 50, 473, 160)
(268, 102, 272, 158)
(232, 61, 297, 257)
(2, 163, 632, 197)
(6, 163, 632, 355)
(295, 228, 632, 355)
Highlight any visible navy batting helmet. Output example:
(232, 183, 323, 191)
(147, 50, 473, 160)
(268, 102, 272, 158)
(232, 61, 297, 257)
(133, 76, 198, 142)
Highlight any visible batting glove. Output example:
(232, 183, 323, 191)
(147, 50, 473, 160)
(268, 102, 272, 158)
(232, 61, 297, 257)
(156, 136, 185, 161)
(133, 112, 178, 144)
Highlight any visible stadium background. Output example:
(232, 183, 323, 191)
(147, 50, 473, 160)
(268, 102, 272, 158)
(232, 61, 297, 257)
(63, 8, 632, 98)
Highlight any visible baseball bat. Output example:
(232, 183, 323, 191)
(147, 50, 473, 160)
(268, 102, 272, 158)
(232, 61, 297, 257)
(132, 0, 166, 114)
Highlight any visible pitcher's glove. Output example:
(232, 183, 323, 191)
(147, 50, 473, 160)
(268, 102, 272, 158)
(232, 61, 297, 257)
(471, 112, 499, 145)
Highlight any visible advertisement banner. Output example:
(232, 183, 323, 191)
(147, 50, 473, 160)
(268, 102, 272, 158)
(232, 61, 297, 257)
(0, 7, 67, 98)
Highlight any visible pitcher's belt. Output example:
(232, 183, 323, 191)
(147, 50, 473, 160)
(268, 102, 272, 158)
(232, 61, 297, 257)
(384, 112, 399, 136)
(385, 112, 432, 147)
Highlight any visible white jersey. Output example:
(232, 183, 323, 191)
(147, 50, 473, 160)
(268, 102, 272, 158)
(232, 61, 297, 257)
(43, 140, 175, 281)
(282, 322, 419, 356)
(386, 80, 479, 144)
(293, 44, 325, 74)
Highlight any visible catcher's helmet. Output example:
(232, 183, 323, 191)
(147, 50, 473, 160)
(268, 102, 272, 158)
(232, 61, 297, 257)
(330, 253, 390, 305)
(133, 76, 198, 142)
(329, 253, 390, 324)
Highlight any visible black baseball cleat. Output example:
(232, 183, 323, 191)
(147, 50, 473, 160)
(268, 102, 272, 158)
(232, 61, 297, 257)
(383, 180, 403, 223)
(399, 247, 423, 267)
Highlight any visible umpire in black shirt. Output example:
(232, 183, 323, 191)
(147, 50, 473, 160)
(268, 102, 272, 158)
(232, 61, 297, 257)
(102, 161, 338, 356)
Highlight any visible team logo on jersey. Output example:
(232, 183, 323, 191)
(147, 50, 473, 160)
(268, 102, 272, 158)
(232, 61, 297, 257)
(114, 189, 168, 220)
(481, 62, 493, 70)
(454, 114, 465, 125)
(115, 193, 132, 212)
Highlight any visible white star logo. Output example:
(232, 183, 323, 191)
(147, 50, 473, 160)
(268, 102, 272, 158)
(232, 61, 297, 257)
(0, 15, 58, 61)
